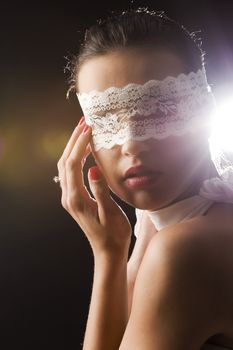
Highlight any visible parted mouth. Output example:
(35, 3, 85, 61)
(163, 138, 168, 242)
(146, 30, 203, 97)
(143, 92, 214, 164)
(123, 165, 159, 180)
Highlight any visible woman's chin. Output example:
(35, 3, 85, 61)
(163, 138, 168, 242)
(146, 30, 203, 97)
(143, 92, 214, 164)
(120, 192, 167, 211)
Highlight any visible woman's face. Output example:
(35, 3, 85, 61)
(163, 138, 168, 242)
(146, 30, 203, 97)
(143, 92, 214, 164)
(77, 48, 210, 211)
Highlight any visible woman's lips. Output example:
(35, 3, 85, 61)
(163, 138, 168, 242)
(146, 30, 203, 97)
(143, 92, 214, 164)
(124, 168, 161, 189)
(125, 174, 160, 189)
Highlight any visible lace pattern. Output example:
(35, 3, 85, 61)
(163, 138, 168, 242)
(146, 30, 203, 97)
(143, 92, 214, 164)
(77, 68, 216, 151)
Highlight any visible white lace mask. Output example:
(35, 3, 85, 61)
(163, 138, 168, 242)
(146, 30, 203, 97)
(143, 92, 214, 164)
(77, 68, 216, 151)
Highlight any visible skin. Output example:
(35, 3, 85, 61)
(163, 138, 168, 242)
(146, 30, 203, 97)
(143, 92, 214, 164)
(58, 48, 233, 349)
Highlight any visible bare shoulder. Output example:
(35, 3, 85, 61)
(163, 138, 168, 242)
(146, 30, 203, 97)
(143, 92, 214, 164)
(143, 201, 233, 278)
(120, 203, 233, 349)
(141, 201, 233, 310)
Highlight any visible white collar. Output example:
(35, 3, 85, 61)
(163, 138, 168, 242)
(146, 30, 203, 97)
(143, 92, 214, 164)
(135, 195, 214, 235)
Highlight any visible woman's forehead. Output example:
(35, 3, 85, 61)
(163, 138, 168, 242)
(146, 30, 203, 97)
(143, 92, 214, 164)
(77, 48, 188, 93)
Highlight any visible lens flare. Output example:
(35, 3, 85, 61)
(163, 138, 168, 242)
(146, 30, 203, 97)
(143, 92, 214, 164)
(209, 96, 233, 153)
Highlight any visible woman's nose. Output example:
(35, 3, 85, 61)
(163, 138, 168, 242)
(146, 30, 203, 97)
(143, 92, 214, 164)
(120, 139, 150, 157)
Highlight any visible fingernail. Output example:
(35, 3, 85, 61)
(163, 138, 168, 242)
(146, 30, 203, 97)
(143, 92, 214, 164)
(88, 166, 101, 181)
(82, 124, 90, 133)
(78, 116, 85, 126)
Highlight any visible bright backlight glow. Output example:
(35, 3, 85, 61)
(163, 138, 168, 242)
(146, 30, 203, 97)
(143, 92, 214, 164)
(209, 97, 233, 152)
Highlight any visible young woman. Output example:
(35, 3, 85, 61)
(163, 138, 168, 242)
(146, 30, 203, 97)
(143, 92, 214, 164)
(55, 8, 233, 350)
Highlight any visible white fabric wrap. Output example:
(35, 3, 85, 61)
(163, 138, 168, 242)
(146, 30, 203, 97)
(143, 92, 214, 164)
(134, 177, 233, 238)
(77, 68, 216, 151)
(200, 177, 233, 203)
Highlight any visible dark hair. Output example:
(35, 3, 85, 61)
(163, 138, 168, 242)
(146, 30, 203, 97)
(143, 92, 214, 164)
(66, 7, 205, 98)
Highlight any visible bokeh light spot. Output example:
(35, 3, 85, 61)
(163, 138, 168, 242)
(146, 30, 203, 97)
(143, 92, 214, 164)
(39, 130, 70, 161)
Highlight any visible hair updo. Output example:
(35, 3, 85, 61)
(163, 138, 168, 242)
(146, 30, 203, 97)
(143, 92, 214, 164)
(66, 7, 205, 98)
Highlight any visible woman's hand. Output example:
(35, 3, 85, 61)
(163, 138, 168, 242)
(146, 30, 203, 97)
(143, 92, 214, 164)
(57, 118, 132, 256)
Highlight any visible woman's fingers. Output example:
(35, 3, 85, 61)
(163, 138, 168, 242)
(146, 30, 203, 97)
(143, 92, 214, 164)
(57, 117, 93, 210)
(65, 124, 94, 211)
(82, 144, 91, 167)
(88, 166, 116, 222)
(57, 118, 84, 200)
(61, 117, 85, 161)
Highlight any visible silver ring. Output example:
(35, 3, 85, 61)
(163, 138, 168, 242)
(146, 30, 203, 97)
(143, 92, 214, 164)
(53, 176, 61, 184)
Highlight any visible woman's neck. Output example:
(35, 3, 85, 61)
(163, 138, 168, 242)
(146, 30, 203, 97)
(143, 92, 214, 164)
(170, 158, 219, 206)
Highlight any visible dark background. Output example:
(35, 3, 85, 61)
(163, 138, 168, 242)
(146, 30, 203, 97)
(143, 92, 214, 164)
(1, 0, 233, 348)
